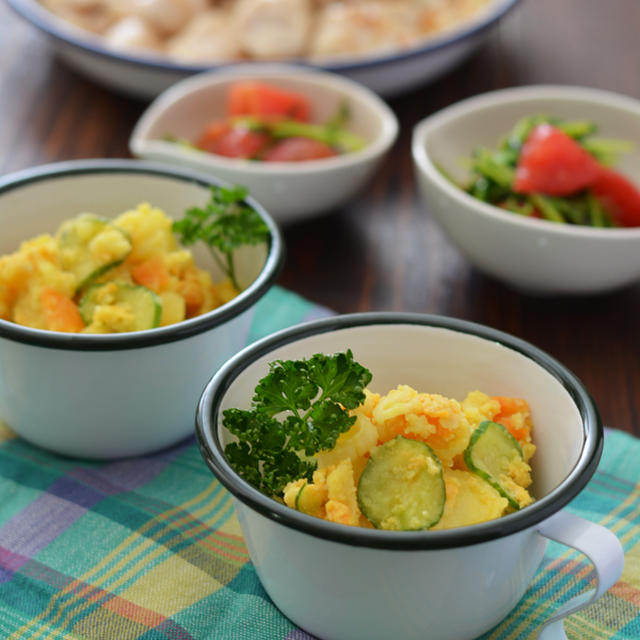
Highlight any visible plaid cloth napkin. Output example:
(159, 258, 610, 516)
(0, 286, 637, 640)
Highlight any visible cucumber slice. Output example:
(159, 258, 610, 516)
(357, 436, 445, 531)
(463, 420, 524, 510)
(294, 482, 327, 519)
(57, 214, 132, 291)
(79, 282, 162, 331)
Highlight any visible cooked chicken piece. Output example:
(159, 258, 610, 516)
(417, 0, 491, 34)
(167, 8, 240, 62)
(104, 15, 163, 52)
(41, 0, 117, 33)
(231, 0, 312, 59)
(309, 1, 422, 59)
(117, 0, 209, 37)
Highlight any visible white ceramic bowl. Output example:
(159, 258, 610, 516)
(412, 85, 640, 295)
(196, 313, 623, 640)
(129, 65, 399, 224)
(7, 0, 520, 99)
(0, 159, 284, 459)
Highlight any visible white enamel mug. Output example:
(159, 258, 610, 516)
(0, 160, 284, 459)
(197, 313, 624, 640)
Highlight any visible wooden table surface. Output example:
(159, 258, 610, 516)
(2, 0, 639, 436)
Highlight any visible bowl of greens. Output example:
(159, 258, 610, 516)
(196, 312, 623, 640)
(412, 85, 640, 295)
(130, 64, 399, 224)
(0, 159, 283, 458)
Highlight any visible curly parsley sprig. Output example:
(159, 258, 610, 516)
(223, 350, 373, 497)
(173, 184, 270, 290)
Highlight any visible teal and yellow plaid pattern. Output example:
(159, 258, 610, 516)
(0, 287, 638, 639)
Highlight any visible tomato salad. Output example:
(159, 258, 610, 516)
(461, 115, 640, 227)
(171, 81, 367, 163)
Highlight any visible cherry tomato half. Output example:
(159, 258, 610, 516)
(513, 123, 602, 196)
(262, 137, 337, 162)
(227, 82, 311, 122)
(591, 167, 640, 227)
(197, 122, 271, 159)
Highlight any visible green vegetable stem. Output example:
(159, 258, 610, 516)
(172, 184, 270, 290)
(223, 350, 373, 497)
(230, 102, 367, 154)
(269, 119, 366, 153)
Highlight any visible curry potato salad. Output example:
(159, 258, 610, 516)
(284, 386, 535, 530)
(0, 203, 237, 334)
(223, 351, 536, 532)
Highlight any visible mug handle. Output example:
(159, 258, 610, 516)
(536, 510, 624, 640)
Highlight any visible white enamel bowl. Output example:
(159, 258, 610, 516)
(412, 85, 640, 295)
(8, 0, 520, 99)
(129, 65, 399, 224)
(196, 313, 623, 640)
(0, 159, 284, 459)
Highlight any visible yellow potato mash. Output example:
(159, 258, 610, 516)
(283, 386, 536, 530)
(0, 203, 238, 333)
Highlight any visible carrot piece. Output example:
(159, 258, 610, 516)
(130, 256, 170, 292)
(227, 82, 311, 122)
(325, 501, 355, 526)
(177, 278, 205, 316)
(492, 396, 532, 442)
(494, 396, 529, 415)
(41, 289, 84, 333)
